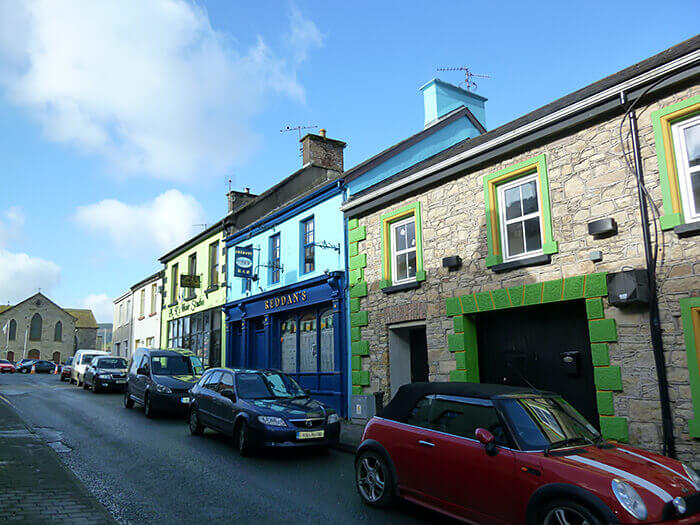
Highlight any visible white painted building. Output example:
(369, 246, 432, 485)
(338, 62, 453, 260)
(130, 271, 163, 352)
(112, 290, 133, 358)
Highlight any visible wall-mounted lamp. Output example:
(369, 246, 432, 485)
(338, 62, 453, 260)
(588, 218, 617, 238)
(442, 255, 462, 271)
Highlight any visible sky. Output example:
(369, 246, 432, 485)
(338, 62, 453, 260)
(0, 0, 697, 323)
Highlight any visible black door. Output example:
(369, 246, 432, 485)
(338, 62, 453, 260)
(476, 300, 599, 428)
(409, 327, 429, 383)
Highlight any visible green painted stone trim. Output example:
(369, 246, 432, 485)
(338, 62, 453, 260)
(448, 333, 465, 352)
(348, 225, 366, 243)
(492, 288, 510, 309)
(508, 286, 524, 307)
(483, 154, 558, 267)
(584, 272, 607, 298)
(349, 268, 363, 285)
(475, 292, 494, 311)
(453, 315, 465, 333)
(680, 297, 700, 438)
(597, 391, 615, 416)
(523, 283, 542, 306)
(542, 279, 563, 303)
(651, 95, 700, 229)
(379, 278, 392, 289)
(460, 294, 478, 314)
(591, 343, 610, 366)
(351, 311, 368, 327)
(352, 340, 369, 356)
(450, 370, 468, 382)
(463, 317, 479, 382)
(600, 416, 629, 443)
(445, 297, 461, 316)
(351, 327, 361, 342)
(563, 276, 585, 300)
(349, 281, 368, 298)
(455, 352, 467, 370)
(594, 366, 622, 391)
(348, 218, 359, 230)
(352, 385, 363, 395)
(351, 355, 361, 370)
(589, 319, 618, 343)
(350, 298, 361, 313)
(348, 243, 359, 257)
(380, 202, 424, 287)
(349, 253, 367, 270)
(352, 370, 370, 386)
(586, 298, 604, 320)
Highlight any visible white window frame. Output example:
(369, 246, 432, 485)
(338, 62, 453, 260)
(390, 216, 417, 285)
(497, 173, 544, 262)
(671, 114, 700, 222)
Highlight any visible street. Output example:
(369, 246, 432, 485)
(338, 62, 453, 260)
(0, 373, 446, 525)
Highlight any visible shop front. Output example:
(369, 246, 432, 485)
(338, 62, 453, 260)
(165, 307, 222, 368)
(224, 272, 347, 416)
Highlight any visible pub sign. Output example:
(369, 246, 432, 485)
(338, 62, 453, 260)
(234, 246, 254, 278)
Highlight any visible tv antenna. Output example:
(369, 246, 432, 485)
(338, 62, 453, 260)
(281, 124, 317, 156)
(436, 67, 491, 91)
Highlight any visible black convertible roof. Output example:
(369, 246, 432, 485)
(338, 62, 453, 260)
(381, 382, 554, 421)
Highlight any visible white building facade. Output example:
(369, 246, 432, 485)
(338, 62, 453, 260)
(130, 271, 163, 351)
(112, 290, 133, 358)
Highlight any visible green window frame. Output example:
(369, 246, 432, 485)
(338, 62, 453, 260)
(651, 95, 700, 229)
(680, 296, 700, 438)
(483, 154, 558, 267)
(379, 202, 426, 289)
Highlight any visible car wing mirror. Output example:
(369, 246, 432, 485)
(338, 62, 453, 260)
(304, 388, 311, 395)
(221, 389, 236, 402)
(475, 428, 498, 456)
(136, 367, 148, 376)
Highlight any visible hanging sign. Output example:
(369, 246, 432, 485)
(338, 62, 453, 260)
(234, 246, 254, 278)
(180, 275, 200, 288)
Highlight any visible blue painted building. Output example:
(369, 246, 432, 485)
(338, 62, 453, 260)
(223, 133, 349, 415)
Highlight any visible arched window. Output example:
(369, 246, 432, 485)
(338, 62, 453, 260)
(29, 313, 42, 341)
(28, 349, 40, 359)
(52, 351, 60, 363)
(54, 321, 62, 341)
(7, 351, 14, 362)
(8, 319, 16, 340)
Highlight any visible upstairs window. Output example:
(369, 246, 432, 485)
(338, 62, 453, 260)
(150, 283, 157, 315)
(379, 202, 425, 290)
(269, 233, 281, 284)
(498, 174, 543, 261)
(391, 217, 417, 284)
(186, 253, 197, 299)
(671, 115, 700, 223)
(208, 241, 219, 287)
(139, 289, 145, 318)
(54, 321, 62, 342)
(301, 217, 314, 274)
(8, 319, 16, 341)
(171, 263, 179, 304)
(29, 313, 42, 341)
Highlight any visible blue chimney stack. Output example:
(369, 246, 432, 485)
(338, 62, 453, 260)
(420, 78, 487, 129)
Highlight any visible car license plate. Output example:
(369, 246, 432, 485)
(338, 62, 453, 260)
(180, 397, 190, 404)
(296, 430, 324, 440)
(115, 379, 126, 384)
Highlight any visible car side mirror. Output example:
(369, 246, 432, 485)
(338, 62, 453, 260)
(221, 389, 236, 402)
(137, 367, 148, 376)
(304, 389, 311, 395)
(475, 428, 498, 456)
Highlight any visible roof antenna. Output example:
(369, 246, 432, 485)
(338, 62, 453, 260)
(280, 124, 317, 156)
(436, 67, 491, 91)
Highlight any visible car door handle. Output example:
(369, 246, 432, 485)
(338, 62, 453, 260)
(418, 440, 435, 447)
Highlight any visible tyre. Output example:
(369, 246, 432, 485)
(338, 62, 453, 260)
(82, 379, 89, 390)
(235, 421, 254, 456)
(91, 381, 98, 393)
(540, 499, 603, 525)
(355, 450, 394, 508)
(189, 407, 204, 435)
(144, 393, 156, 418)
(123, 390, 134, 409)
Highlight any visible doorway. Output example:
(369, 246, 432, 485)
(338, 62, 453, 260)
(389, 324, 428, 397)
(476, 300, 599, 428)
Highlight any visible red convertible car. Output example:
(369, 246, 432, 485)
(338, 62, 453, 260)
(355, 383, 700, 524)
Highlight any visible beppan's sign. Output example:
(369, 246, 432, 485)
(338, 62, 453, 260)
(234, 246, 254, 278)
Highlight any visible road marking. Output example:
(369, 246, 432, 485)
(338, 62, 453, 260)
(0, 394, 11, 406)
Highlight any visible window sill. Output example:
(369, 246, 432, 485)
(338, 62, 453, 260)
(137, 316, 145, 321)
(204, 285, 219, 293)
(168, 302, 178, 307)
(149, 312, 157, 317)
(184, 295, 197, 302)
(674, 221, 700, 238)
(490, 254, 552, 274)
(381, 281, 421, 294)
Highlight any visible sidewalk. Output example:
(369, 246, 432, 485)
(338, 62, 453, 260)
(0, 396, 117, 524)
(335, 419, 366, 454)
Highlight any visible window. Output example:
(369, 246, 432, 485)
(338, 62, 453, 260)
(28, 349, 40, 359)
(391, 217, 417, 284)
(170, 263, 179, 304)
(498, 174, 543, 261)
(150, 283, 157, 315)
(146, 337, 154, 348)
(119, 303, 124, 325)
(54, 321, 62, 342)
(671, 115, 700, 223)
(203, 371, 222, 389)
(379, 202, 425, 288)
(217, 372, 234, 393)
(208, 241, 219, 287)
(280, 317, 297, 373)
(269, 234, 281, 284)
(52, 351, 60, 363)
(301, 217, 314, 273)
(29, 313, 42, 341)
(9, 319, 16, 341)
(186, 253, 197, 299)
(135, 339, 141, 348)
(139, 289, 145, 318)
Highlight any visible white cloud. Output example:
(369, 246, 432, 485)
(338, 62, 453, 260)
(74, 189, 206, 256)
(0, 250, 61, 304)
(0, 0, 321, 181)
(81, 294, 114, 324)
(0, 206, 25, 246)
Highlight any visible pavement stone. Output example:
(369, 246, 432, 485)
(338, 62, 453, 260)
(0, 397, 117, 524)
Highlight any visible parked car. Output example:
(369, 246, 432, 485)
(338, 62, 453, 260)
(0, 359, 16, 373)
(83, 356, 128, 393)
(16, 359, 56, 374)
(70, 349, 109, 386)
(355, 382, 700, 524)
(124, 348, 204, 418)
(15, 358, 34, 369)
(60, 357, 73, 381)
(188, 368, 341, 455)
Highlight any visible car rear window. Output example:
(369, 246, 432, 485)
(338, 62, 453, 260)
(95, 358, 127, 369)
(81, 354, 100, 364)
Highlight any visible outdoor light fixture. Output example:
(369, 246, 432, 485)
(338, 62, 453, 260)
(442, 255, 462, 271)
(588, 218, 618, 237)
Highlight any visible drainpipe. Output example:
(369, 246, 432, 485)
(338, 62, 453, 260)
(625, 96, 676, 458)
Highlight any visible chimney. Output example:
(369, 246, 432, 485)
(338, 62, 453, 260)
(420, 78, 487, 129)
(300, 131, 346, 172)
(227, 188, 257, 214)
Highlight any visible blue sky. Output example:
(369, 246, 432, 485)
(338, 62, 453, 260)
(0, 0, 696, 322)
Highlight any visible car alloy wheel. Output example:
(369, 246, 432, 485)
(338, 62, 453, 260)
(123, 390, 134, 409)
(91, 381, 98, 393)
(236, 421, 253, 456)
(144, 394, 154, 418)
(356, 452, 393, 507)
(542, 501, 601, 525)
(189, 408, 204, 435)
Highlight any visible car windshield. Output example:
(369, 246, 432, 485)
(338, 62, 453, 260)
(81, 354, 100, 365)
(498, 396, 600, 451)
(151, 355, 203, 376)
(236, 371, 306, 400)
(96, 358, 127, 369)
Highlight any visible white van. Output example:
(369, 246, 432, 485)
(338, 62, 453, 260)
(71, 349, 109, 386)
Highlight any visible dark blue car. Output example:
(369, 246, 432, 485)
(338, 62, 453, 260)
(188, 368, 341, 455)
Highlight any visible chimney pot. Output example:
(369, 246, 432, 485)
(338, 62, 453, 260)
(319, 128, 326, 138)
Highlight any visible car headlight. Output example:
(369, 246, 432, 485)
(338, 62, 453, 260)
(97, 373, 111, 379)
(682, 464, 700, 491)
(155, 384, 172, 394)
(327, 413, 339, 424)
(258, 416, 287, 427)
(612, 479, 647, 520)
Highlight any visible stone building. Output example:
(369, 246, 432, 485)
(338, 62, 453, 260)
(342, 37, 699, 464)
(0, 293, 98, 363)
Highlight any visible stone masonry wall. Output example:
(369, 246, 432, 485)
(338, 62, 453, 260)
(351, 82, 700, 465)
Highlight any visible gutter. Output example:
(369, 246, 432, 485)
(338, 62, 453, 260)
(341, 49, 700, 213)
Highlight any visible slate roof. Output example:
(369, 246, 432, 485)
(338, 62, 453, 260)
(64, 309, 99, 329)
